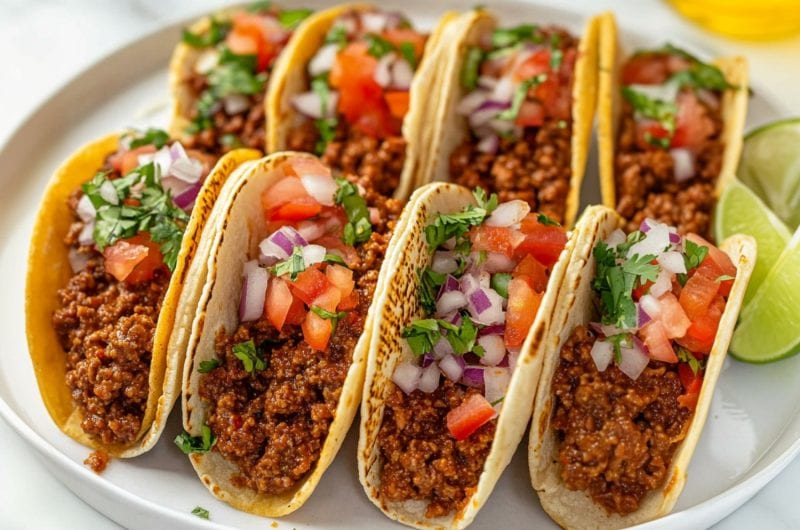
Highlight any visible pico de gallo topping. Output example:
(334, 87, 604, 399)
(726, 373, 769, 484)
(180, 2, 312, 153)
(588, 218, 736, 406)
(620, 44, 734, 182)
(391, 189, 567, 441)
(290, 9, 427, 154)
(74, 128, 216, 283)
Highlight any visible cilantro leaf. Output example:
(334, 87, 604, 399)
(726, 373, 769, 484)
(472, 188, 499, 215)
(461, 46, 484, 91)
(311, 75, 337, 154)
(622, 253, 660, 285)
(622, 86, 677, 136)
(419, 268, 446, 314)
(182, 17, 230, 48)
(677, 345, 705, 375)
(491, 24, 542, 48)
(247, 1, 273, 12)
(278, 8, 312, 29)
(497, 74, 547, 121)
(402, 319, 442, 355)
(270, 246, 305, 280)
(715, 274, 735, 283)
(325, 25, 348, 48)
(191, 506, 210, 520)
(174, 424, 216, 454)
(129, 128, 169, 149)
(323, 253, 348, 266)
(442, 315, 480, 355)
(537, 213, 561, 226)
(425, 206, 486, 252)
(233, 339, 267, 373)
(334, 178, 372, 246)
(683, 239, 709, 272)
(365, 34, 394, 58)
(198, 359, 220, 373)
(398, 42, 417, 68)
(550, 48, 563, 70)
(311, 306, 348, 332)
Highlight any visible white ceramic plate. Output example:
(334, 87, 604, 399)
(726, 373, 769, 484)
(2, 1, 799, 529)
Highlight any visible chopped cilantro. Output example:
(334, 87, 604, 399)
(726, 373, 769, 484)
(182, 17, 230, 48)
(491, 24, 542, 48)
(652, 43, 734, 91)
(419, 268, 446, 314)
(247, 1, 273, 12)
(220, 133, 243, 148)
(592, 239, 644, 329)
(398, 41, 417, 68)
(497, 74, 547, 121)
(644, 131, 671, 149)
(365, 34, 394, 58)
(715, 274, 735, 283)
(278, 8, 312, 29)
(233, 339, 267, 373)
(472, 188, 498, 214)
(684, 239, 709, 271)
(197, 359, 220, 373)
(129, 128, 169, 149)
(325, 25, 348, 48)
(323, 253, 348, 266)
(402, 319, 442, 355)
(537, 213, 561, 226)
(334, 178, 372, 246)
(270, 246, 305, 280)
(424, 190, 497, 253)
(622, 253, 660, 286)
(607, 333, 633, 364)
(622, 86, 677, 136)
(191, 506, 210, 520)
(550, 48, 563, 70)
(490, 396, 505, 406)
(443, 315, 481, 356)
(490, 273, 512, 298)
(462, 46, 484, 91)
(311, 306, 348, 332)
(174, 424, 216, 454)
(677, 346, 705, 375)
(556, 119, 568, 129)
(311, 75, 337, 154)
(402, 315, 483, 356)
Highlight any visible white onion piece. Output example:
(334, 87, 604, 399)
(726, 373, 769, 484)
(488, 118, 516, 134)
(194, 49, 220, 75)
(477, 75, 497, 91)
(439, 354, 465, 382)
(491, 76, 515, 103)
(650, 268, 673, 298)
(670, 148, 695, 182)
(658, 251, 686, 274)
(240, 265, 268, 322)
(478, 270, 491, 289)
(361, 12, 388, 32)
(605, 228, 626, 248)
(417, 362, 440, 393)
(618, 341, 650, 380)
(292, 91, 325, 119)
(302, 244, 326, 267)
(170, 157, 204, 183)
(68, 248, 90, 273)
(169, 142, 188, 162)
(77, 195, 96, 222)
(476, 134, 499, 154)
(431, 251, 459, 274)
(436, 290, 467, 317)
(432, 336, 454, 359)
(478, 335, 506, 366)
(296, 220, 327, 242)
(300, 173, 337, 206)
(627, 81, 679, 104)
(309, 43, 339, 77)
(390, 59, 414, 90)
(482, 252, 515, 273)
(470, 105, 505, 128)
(152, 146, 173, 177)
(457, 90, 490, 115)
(486, 200, 530, 227)
(468, 287, 505, 325)
(460, 273, 480, 296)
(373, 52, 396, 88)
(224, 94, 250, 115)
(78, 222, 95, 246)
(639, 294, 662, 320)
(98, 180, 118, 205)
(590, 339, 614, 372)
(392, 362, 421, 394)
(484, 367, 510, 408)
(628, 220, 670, 258)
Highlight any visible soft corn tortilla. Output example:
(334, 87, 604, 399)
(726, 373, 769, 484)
(420, 10, 601, 228)
(528, 205, 756, 529)
(266, 4, 458, 202)
(24, 133, 259, 457)
(596, 12, 750, 209)
(358, 182, 580, 530)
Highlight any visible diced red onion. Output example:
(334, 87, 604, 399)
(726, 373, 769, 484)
(431, 251, 459, 274)
(78, 222, 94, 246)
(671, 148, 695, 182)
(460, 273, 480, 296)
(169, 142, 188, 161)
(223, 94, 250, 115)
(498, 355, 509, 367)
(432, 336, 454, 359)
(151, 146, 173, 177)
(478, 335, 506, 366)
(468, 287, 505, 325)
(619, 338, 650, 380)
(68, 248, 89, 273)
(439, 274, 460, 295)
(477, 75, 497, 91)
(606, 228, 626, 248)
(422, 353, 435, 368)
(373, 52, 395, 88)
(436, 290, 467, 317)
(590, 339, 614, 372)
(392, 362, 421, 394)
(637, 303, 651, 328)
(484, 367, 510, 406)
(470, 101, 509, 128)
(658, 251, 686, 274)
(507, 348, 520, 371)
(476, 134, 499, 154)
(169, 157, 204, 184)
(239, 264, 268, 322)
(640, 219, 651, 233)
(481, 252, 515, 273)
(309, 43, 338, 77)
(457, 89, 490, 115)
(361, 12, 388, 32)
(491, 76, 515, 103)
(486, 200, 530, 227)
(76, 195, 96, 222)
(669, 231, 682, 245)
(390, 59, 414, 90)
(479, 324, 505, 337)
(439, 354, 465, 382)
(462, 366, 484, 388)
(639, 294, 662, 320)
(174, 182, 202, 210)
(300, 173, 337, 206)
(259, 226, 307, 261)
(99, 180, 118, 205)
(650, 268, 672, 298)
(296, 220, 326, 243)
(628, 220, 670, 258)
(417, 362, 440, 393)
(302, 244, 326, 267)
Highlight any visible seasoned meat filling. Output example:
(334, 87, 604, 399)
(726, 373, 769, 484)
(551, 326, 691, 515)
(199, 176, 402, 495)
(378, 380, 496, 518)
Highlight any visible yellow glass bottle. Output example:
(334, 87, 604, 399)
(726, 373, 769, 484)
(668, 0, 800, 40)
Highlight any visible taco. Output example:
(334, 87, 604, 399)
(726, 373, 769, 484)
(597, 12, 748, 238)
(25, 128, 259, 458)
(421, 9, 601, 227)
(178, 151, 404, 516)
(169, 2, 314, 156)
(528, 205, 756, 529)
(267, 4, 457, 200)
(358, 183, 578, 529)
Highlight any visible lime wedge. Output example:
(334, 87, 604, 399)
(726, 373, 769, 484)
(714, 180, 791, 303)
(738, 118, 800, 230)
(730, 226, 800, 363)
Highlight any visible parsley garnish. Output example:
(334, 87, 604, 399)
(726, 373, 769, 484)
(497, 74, 547, 121)
(399, 42, 417, 68)
(677, 239, 709, 286)
(462, 46, 484, 91)
(402, 315, 483, 356)
(270, 246, 305, 280)
(491, 24, 542, 48)
(334, 178, 372, 246)
(677, 346, 705, 375)
(278, 8, 312, 29)
(129, 128, 169, 149)
(537, 213, 561, 226)
(442, 316, 482, 356)
(424, 189, 497, 252)
(311, 306, 348, 332)
(233, 339, 267, 373)
(592, 238, 650, 329)
(402, 319, 442, 355)
(419, 268, 446, 314)
(622, 253, 660, 285)
(191, 507, 210, 520)
(365, 34, 394, 58)
(182, 17, 230, 48)
(490, 272, 512, 298)
(198, 359, 220, 373)
(174, 424, 216, 454)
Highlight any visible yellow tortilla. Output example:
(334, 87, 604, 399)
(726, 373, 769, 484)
(24, 133, 259, 457)
(266, 4, 458, 201)
(528, 205, 756, 529)
(597, 12, 749, 210)
(357, 182, 580, 529)
(419, 9, 601, 228)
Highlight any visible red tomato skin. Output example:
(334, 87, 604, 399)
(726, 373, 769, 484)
(269, 197, 322, 222)
(261, 176, 309, 211)
(337, 289, 359, 311)
(290, 268, 330, 305)
(266, 277, 292, 331)
(446, 393, 497, 441)
(281, 158, 332, 179)
(513, 254, 549, 293)
(515, 101, 545, 127)
(505, 278, 542, 349)
(109, 145, 157, 176)
(677, 364, 704, 410)
(470, 226, 523, 257)
(640, 320, 678, 363)
(302, 311, 332, 352)
(671, 91, 716, 151)
(516, 214, 567, 267)
(676, 295, 724, 355)
(657, 292, 691, 339)
(326, 264, 355, 300)
(679, 266, 720, 320)
(104, 233, 166, 284)
(621, 54, 671, 85)
(381, 28, 427, 59)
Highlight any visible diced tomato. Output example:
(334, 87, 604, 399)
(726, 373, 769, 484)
(284, 294, 307, 326)
(635, 119, 672, 150)
(685, 233, 736, 296)
(515, 214, 567, 267)
(227, 13, 285, 71)
(109, 145, 157, 176)
(103, 233, 165, 284)
(302, 311, 332, 351)
(515, 100, 545, 127)
(677, 364, 704, 410)
(280, 157, 332, 179)
(671, 91, 716, 151)
(261, 176, 309, 211)
(513, 49, 551, 82)
(657, 292, 691, 339)
(312, 284, 342, 312)
(621, 53, 671, 85)
(268, 197, 322, 221)
(679, 266, 720, 320)
(338, 289, 360, 311)
(265, 277, 293, 331)
(289, 268, 330, 305)
(226, 28, 259, 56)
(640, 320, 678, 363)
(381, 28, 427, 60)
(633, 279, 654, 301)
(446, 393, 498, 441)
(470, 226, 524, 257)
(326, 264, 354, 301)
(384, 91, 410, 119)
(677, 294, 724, 354)
(513, 254, 548, 293)
(505, 278, 542, 349)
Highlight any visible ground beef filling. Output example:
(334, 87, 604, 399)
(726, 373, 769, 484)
(287, 120, 407, 198)
(199, 181, 402, 495)
(551, 326, 691, 515)
(614, 102, 724, 237)
(377, 380, 496, 518)
(84, 450, 110, 474)
(181, 71, 267, 156)
(450, 120, 573, 224)
(53, 239, 169, 446)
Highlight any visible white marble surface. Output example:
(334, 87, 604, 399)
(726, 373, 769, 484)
(1, 0, 799, 528)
